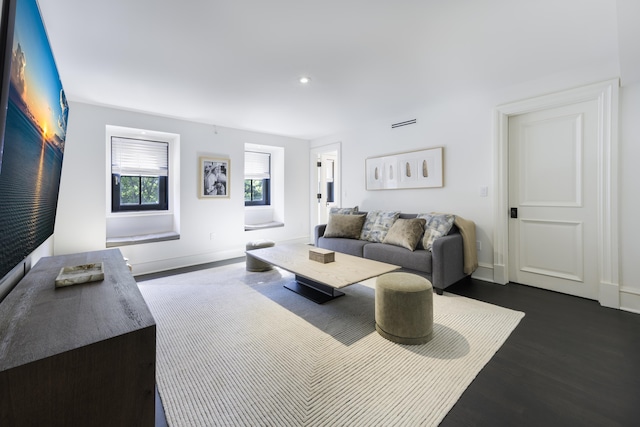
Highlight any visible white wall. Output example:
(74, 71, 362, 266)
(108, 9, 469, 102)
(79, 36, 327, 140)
(311, 68, 640, 311)
(311, 93, 496, 278)
(55, 102, 310, 275)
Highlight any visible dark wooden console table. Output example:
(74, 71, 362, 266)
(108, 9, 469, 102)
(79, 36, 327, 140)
(0, 249, 156, 426)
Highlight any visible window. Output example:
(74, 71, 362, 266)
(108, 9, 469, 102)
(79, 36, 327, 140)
(111, 137, 169, 212)
(245, 151, 271, 206)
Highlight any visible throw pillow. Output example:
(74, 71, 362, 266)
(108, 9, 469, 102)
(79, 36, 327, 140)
(323, 214, 366, 239)
(329, 206, 359, 215)
(359, 211, 401, 242)
(416, 213, 456, 251)
(382, 218, 427, 251)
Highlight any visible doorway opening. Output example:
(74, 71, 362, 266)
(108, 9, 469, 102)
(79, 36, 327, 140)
(309, 142, 341, 241)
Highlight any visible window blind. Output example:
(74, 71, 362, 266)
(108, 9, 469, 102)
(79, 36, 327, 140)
(245, 151, 270, 180)
(111, 137, 168, 177)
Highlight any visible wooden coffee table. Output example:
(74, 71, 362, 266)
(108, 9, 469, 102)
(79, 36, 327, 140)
(246, 243, 400, 303)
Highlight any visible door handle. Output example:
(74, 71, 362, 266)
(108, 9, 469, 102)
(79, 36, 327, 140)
(510, 207, 518, 219)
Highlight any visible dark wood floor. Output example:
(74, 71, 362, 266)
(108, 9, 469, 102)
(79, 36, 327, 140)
(442, 278, 640, 426)
(149, 267, 640, 426)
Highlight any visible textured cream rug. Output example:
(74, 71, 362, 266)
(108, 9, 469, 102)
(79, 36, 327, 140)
(139, 263, 524, 426)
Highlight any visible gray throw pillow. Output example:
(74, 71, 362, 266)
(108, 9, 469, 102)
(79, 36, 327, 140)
(382, 218, 427, 251)
(324, 214, 366, 238)
(360, 211, 401, 242)
(416, 213, 456, 251)
(329, 206, 359, 215)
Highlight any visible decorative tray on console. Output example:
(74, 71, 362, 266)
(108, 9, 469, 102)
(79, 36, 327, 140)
(55, 262, 105, 288)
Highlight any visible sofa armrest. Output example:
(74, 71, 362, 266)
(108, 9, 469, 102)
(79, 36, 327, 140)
(431, 232, 466, 292)
(314, 224, 328, 246)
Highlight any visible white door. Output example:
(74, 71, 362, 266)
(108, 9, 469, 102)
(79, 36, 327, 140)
(508, 100, 599, 299)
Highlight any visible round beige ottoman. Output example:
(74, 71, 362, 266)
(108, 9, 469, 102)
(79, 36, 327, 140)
(375, 272, 434, 345)
(245, 240, 275, 272)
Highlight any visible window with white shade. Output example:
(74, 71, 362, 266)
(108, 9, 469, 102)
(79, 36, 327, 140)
(244, 151, 271, 206)
(111, 137, 169, 212)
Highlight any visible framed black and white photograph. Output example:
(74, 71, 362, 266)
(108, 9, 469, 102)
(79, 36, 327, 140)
(199, 156, 229, 198)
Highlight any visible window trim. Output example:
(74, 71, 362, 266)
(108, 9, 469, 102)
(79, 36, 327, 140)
(110, 136, 169, 213)
(244, 150, 271, 207)
(105, 126, 181, 249)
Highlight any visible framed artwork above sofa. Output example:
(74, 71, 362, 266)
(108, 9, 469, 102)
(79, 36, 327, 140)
(366, 147, 443, 190)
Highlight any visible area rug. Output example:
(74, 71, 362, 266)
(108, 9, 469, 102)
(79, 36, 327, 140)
(138, 263, 524, 426)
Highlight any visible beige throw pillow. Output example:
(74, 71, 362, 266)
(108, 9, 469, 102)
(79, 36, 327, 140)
(324, 214, 366, 239)
(382, 218, 426, 251)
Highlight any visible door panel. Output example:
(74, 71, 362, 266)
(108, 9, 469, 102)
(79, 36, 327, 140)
(518, 219, 583, 282)
(519, 114, 582, 206)
(509, 100, 598, 299)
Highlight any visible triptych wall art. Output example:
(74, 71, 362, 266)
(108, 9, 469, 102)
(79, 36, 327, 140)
(365, 147, 443, 190)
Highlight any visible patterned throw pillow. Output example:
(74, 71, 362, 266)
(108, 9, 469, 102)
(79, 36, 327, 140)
(323, 214, 366, 239)
(329, 206, 359, 215)
(416, 213, 456, 251)
(360, 211, 401, 242)
(382, 218, 426, 251)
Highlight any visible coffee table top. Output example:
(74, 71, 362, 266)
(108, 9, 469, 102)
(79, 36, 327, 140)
(247, 243, 400, 289)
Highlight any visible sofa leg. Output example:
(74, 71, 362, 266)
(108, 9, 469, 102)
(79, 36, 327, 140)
(435, 288, 444, 296)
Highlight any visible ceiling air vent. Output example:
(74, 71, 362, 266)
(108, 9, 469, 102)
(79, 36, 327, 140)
(391, 119, 417, 129)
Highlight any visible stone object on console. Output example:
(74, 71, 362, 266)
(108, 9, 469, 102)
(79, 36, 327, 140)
(55, 262, 105, 288)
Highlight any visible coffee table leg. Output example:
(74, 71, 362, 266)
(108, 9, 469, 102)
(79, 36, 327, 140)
(284, 275, 345, 304)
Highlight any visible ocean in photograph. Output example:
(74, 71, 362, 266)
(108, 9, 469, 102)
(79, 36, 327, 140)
(0, 99, 64, 278)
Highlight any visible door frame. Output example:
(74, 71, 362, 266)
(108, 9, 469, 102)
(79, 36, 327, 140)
(493, 79, 620, 308)
(309, 142, 342, 241)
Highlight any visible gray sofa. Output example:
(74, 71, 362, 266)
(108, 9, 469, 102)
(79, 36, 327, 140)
(314, 213, 467, 294)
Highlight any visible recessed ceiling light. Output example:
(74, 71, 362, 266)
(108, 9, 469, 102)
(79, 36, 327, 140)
(299, 76, 311, 84)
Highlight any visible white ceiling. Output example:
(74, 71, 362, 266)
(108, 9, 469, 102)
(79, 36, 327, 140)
(36, 0, 633, 140)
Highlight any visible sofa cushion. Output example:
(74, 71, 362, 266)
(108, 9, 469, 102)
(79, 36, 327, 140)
(323, 214, 366, 239)
(417, 213, 456, 251)
(329, 206, 359, 215)
(360, 211, 401, 243)
(382, 218, 426, 251)
(317, 236, 369, 257)
(364, 243, 432, 274)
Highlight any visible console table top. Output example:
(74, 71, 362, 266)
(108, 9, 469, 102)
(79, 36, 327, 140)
(0, 249, 155, 371)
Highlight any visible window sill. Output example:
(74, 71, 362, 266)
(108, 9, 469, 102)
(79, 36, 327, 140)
(106, 231, 180, 247)
(244, 222, 284, 231)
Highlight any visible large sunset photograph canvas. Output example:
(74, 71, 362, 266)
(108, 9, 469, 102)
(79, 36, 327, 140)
(0, 0, 69, 280)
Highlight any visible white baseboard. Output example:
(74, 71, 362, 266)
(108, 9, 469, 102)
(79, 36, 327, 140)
(471, 263, 496, 283)
(131, 236, 310, 276)
(599, 281, 620, 309)
(492, 263, 508, 285)
(620, 287, 640, 314)
(133, 248, 246, 276)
